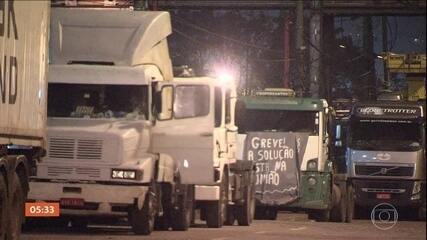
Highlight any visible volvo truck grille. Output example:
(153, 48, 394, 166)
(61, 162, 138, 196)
(48, 137, 103, 161)
(355, 165, 414, 177)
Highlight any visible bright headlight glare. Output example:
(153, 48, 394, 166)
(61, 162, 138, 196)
(112, 170, 138, 180)
(307, 159, 318, 171)
(307, 176, 317, 186)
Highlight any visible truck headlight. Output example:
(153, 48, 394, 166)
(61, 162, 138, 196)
(307, 159, 318, 171)
(307, 176, 317, 186)
(111, 169, 141, 180)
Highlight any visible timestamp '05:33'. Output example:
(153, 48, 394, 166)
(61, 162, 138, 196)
(25, 202, 60, 217)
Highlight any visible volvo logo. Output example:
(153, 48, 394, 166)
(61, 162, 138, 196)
(380, 168, 388, 174)
(377, 153, 391, 161)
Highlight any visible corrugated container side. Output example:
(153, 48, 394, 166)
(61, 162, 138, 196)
(0, 1, 50, 147)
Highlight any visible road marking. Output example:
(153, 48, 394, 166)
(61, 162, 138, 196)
(290, 227, 307, 231)
(210, 237, 230, 240)
(255, 231, 268, 234)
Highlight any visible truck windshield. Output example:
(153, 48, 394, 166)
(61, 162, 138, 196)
(48, 83, 148, 119)
(236, 108, 317, 134)
(349, 121, 422, 151)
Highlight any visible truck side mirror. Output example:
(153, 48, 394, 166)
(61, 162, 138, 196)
(156, 85, 173, 120)
(334, 125, 342, 147)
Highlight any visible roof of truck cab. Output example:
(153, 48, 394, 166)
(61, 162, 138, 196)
(238, 95, 327, 111)
(50, 9, 172, 71)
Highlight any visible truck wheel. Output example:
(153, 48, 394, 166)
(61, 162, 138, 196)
(330, 200, 346, 222)
(224, 206, 235, 226)
(254, 206, 266, 220)
(206, 176, 228, 228)
(418, 206, 426, 221)
(0, 174, 7, 239)
(8, 173, 24, 240)
(154, 216, 169, 231)
(130, 191, 155, 235)
(236, 186, 255, 226)
(171, 185, 193, 231)
(265, 207, 278, 220)
(346, 184, 355, 223)
(330, 184, 346, 222)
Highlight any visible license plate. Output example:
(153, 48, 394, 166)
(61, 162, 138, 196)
(376, 193, 391, 199)
(60, 198, 85, 207)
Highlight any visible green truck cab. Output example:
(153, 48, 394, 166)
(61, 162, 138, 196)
(235, 89, 344, 221)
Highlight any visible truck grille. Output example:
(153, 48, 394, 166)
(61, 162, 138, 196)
(48, 137, 103, 161)
(47, 166, 101, 179)
(47, 166, 73, 176)
(355, 165, 414, 177)
(48, 138, 75, 159)
(76, 139, 103, 160)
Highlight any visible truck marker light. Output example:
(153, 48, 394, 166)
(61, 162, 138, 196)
(183, 159, 189, 168)
(307, 159, 318, 171)
(307, 177, 317, 186)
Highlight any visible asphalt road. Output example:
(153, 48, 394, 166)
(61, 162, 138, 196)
(22, 212, 426, 240)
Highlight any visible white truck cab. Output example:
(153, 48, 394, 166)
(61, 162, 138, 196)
(153, 77, 255, 227)
(28, 8, 177, 235)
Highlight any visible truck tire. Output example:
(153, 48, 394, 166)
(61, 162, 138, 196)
(418, 206, 426, 221)
(330, 184, 346, 222)
(236, 185, 255, 226)
(0, 174, 7, 239)
(330, 200, 346, 222)
(8, 173, 24, 240)
(206, 176, 228, 228)
(171, 185, 193, 231)
(346, 184, 354, 223)
(224, 206, 235, 226)
(266, 207, 278, 220)
(130, 191, 155, 235)
(254, 206, 266, 219)
(254, 206, 277, 220)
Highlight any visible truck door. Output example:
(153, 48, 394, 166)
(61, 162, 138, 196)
(152, 82, 215, 185)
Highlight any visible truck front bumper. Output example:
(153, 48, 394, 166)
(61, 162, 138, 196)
(353, 179, 425, 208)
(195, 185, 220, 201)
(287, 171, 331, 210)
(28, 181, 149, 217)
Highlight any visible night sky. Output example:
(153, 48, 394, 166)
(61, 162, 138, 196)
(169, 11, 426, 99)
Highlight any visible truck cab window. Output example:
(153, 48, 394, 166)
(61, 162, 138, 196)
(174, 85, 210, 119)
(47, 83, 148, 119)
(236, 109, 317, 134)
(349, 120, 422, 151)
